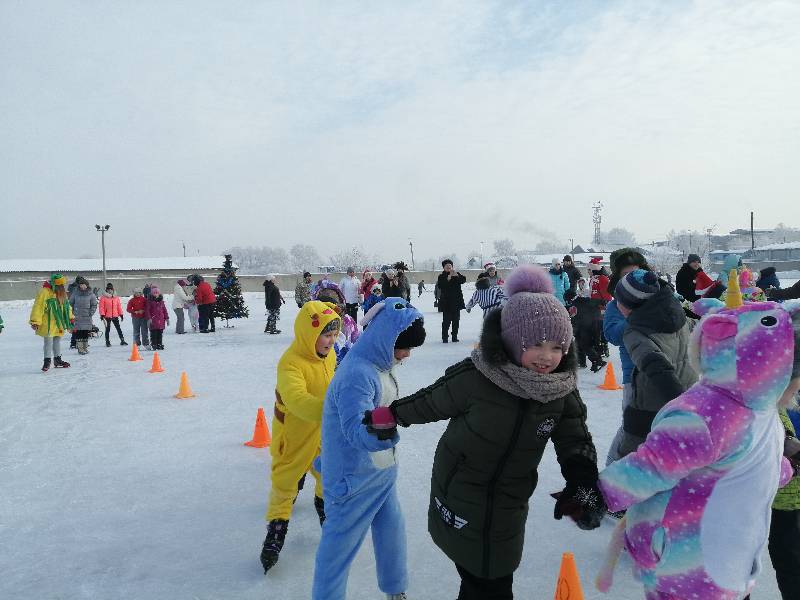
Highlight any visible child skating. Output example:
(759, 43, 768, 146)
(312, 297, 426, 600)
(368, 266, 605, 599)
(261, 300, 341, 573)
(598, 290, 800, 600)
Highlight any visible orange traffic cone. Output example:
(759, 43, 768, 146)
(128, 343, 143, 362)
(244, 407, 271, 448)
(598, 362, 623, 391)
(175, 371, 195, 399)
(148, 351, 164, 373)
(553, 552, 585, 600)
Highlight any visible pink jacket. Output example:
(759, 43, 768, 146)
(99, 293, 123, 318)
(145, 298, 170, 330)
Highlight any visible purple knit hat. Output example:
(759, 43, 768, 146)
(500, 265, 573, 364)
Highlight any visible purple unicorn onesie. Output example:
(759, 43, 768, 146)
(598, 292, 800, 600)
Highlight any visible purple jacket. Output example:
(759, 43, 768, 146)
(145, 297, 169, 330)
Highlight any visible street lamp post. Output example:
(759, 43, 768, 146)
(409, 239, 415, 271)
(95, 224, 110, 288)
(480, 241, 484, 267)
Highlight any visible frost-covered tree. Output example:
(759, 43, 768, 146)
(329, 247, 376, 272)
(493, 238, 516, 257)
(603, 227, 637, 245)
(290, 244, 323, 272)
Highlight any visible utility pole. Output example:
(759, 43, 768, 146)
(750, 211, 755, 249)
(592, 201, 603, 246)
(95, 224, 110, 288)
(480, 241, 485, 266)
(179, 240, 186, 257)
(409, 239, 415, 270)
(569, 238, 574, 255)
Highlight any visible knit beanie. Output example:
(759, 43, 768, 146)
(395, 318, 426, 349)
(615, 269, 659, 309)
(687, 254, 702, 264)
(608, 248, 649, 295)
(150, 286, 161, 297)
(442, 259, 453, 268)
(500, 265, 573, 365)
(321, 319, 341, 335)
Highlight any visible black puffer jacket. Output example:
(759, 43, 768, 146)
(391, 310, 598, 579)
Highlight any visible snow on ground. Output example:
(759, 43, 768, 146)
(0, 291, 782, 599)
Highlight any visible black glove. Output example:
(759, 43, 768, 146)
(554, 482, 606, 530)
(362, 408, 398, 441)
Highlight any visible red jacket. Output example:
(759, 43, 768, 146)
(590, 274, 613, 302)
(126, 296, 147, 318)
(194, 281, 217, 305)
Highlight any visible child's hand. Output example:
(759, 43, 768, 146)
(363, 407, 397, 440)
(553, 482, 606, 530)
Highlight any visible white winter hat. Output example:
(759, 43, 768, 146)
(266, 274, 276, 282)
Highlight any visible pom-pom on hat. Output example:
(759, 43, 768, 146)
(615, 269, 659, 309)
(500, 265, 573, 365)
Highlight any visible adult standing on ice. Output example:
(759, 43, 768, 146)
(68, 276, 98, 355)
(29, 273, 73, 371)
(339, 266, 361, 322)
(370, 265, 605, 599)
(192, 274, 217, 333)
(675, 253, 703, 302)
(172, 279, 191, 334)
(312, 298, 426, 600)
(437, 259, 466, 343)
(562, 255, 581, 293)
(549, 258, 570, 305)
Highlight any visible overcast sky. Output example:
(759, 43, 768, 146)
(2, 0, 799, 263)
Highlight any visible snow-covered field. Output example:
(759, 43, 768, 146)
(0, 291, 782, 599)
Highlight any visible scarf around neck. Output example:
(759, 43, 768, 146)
(470, 349, 577, 403)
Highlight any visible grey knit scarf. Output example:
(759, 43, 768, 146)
(471, 349, 577, 403)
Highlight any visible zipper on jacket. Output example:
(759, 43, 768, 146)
(481, 402, 526, 578)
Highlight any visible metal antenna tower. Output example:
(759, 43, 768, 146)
(592, 201, 603, 246)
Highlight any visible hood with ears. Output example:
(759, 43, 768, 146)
(689, 300, 800, 410)
(291, 300, 342, 361)
(347, 297, 424, 371)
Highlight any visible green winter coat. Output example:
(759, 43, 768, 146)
(774, 410, 800, 511)
(391, 310, 598, 579)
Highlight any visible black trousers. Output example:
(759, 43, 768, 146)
(456, 564, 513, 600)
(198, 304, 215, 332)
(442, 309, 461, 340)
(150, 329, 164, 348)
(104, 317, 124, 342)
(345, 303, 359, 322)
(769, 508, 800, 599)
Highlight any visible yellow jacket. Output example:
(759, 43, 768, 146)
(30, 285, 73, 337)
(275, 301, 340, 423)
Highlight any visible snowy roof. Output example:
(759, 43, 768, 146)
(752, 241, 800, 251)
(0, 256, 229, 273)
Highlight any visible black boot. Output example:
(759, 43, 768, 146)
(590, 358, 607, 373)
(120, 338, 128, 346)
(42, 357, 51, 372)
(314, 496, 326, 526)
(54, 356, 71, 368)
(106, 340, 111, 347)
(260, 519, 289, 574)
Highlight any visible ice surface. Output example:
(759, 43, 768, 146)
(0, 292, 781, 599)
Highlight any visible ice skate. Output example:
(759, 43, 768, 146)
(260, 519, 289, 574)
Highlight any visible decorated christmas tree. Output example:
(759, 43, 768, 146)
(214, 254, 249, 326)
